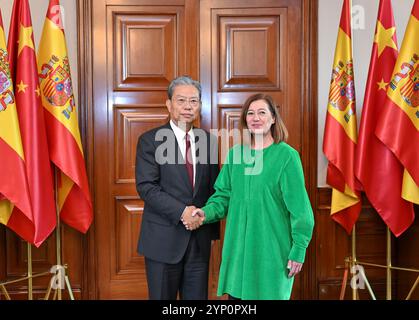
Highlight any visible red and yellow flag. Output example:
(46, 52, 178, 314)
(7, 0, 56, 247)
(375, 0, 419, 206)
(0, 10, 34, 242)
(38, 0, 92, 233)
(323, 0, 361, 234)
(355, 0, 414, 237)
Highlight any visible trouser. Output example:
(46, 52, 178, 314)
(145, 233, 210, 300)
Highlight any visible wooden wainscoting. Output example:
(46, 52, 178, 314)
(0, 226, 84, 300)
(395, 205, 419, 300)
(316, 188, 419, 300)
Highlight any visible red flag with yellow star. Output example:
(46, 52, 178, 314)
(0, 9, 34, 242)
(323, 0, 361, 234)
(375, 0, 419, 207)
(355, 0, 414, 237)
(38, 0, 92, 232)
(7, 0, 56, 247)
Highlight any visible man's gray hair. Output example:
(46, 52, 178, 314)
(167, 76, 202, 100)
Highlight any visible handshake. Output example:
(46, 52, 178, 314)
(181, 206, 205, 231)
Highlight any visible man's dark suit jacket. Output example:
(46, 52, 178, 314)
(136, 122, 220, 264)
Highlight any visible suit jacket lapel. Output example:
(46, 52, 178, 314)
(193, 162, 202, 198)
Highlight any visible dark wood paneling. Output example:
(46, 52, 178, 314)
(395, 209, 419, 300)
(105, 197, 148, 299)
(315, 188, 419, 300)
(77, 0, 96, 300)
(114, 198, 144, 275)
(0, 225, 84, 300)
(0, 226, 5, 281)
(217, 105, 241, 162)
(114, 12, 181, 90)
(219, 14, 284, 91)
(114, 106, 169, 183)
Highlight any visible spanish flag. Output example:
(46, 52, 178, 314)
(7, 0, 56, 247)
(355, 0, 414, 237)
(323, 0, 361, 234)
(0, 10, 34, 243)
(375, 0, 419, 206)
(38, 0, 93, 233)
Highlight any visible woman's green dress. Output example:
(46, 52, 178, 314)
(202, 142, 314, 300)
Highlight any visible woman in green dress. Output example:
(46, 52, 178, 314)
(186, 93, 314, 300)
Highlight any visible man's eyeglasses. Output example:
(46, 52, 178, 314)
(173, 96, 200, 107)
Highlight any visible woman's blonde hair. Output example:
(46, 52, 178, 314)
(239, 93, 288, 144)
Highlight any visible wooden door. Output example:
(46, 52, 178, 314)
(90, 0, 198, 299)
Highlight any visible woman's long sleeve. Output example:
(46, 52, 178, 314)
(280, 150, 315, 263)
(202, 152, 232, 223)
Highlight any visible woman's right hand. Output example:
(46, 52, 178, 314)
(182, 208, 205, 231)
(192, 208, 205, 218)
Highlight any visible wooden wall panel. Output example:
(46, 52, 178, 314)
(114, 198, 144, 275)
(105, 197, 148, 299)
(114, 13, 180, 90)
(217, 106, 241, 163)
(395, 211, 419, 300)
(219, 15, 283, 91)
(114, 106, 169, 183)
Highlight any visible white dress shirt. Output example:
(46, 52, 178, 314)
(170, 120, 196, 184)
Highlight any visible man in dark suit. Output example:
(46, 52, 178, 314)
(136, 76, 219, 300)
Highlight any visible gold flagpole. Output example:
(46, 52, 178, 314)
(27, 243, 32, 300)
(351, 224, 357, 300)
(339, 257, 349, 300)
(0, 283, 11, 300)
(41, 166, 74, 300)
(406, 275, 419, 300)
(54, 167, 62, 300)
(56, 216, 62, 300)
(386, 227, 392, 300)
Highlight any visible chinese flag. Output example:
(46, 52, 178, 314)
(7, 0, 56, 247)
(38, 0, 93, 233)
(323, 0, 361, 234)
(0, 10, 34, 243)
(375, 0, 419, 207)
(355, 0, 414, 237)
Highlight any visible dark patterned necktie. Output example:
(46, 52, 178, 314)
(185, 133, 194, 189)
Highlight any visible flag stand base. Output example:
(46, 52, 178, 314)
(339, 256, 376, 300)
(0, 172, 76, 301)
(339, 225, 377, 300)
(43, 264, 75, 300)
(0, 243, 75, 300)
(339, 226, 419, 300)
